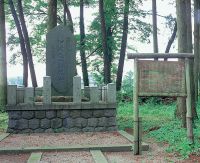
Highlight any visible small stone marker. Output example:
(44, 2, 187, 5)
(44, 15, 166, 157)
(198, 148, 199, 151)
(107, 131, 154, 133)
(90, 87, 99, 103)
(46, 25, 76, 96)
(43, 76, 51, 104)
(24, 87, 34, 104)
(107, 83, 116, 103)
(73, 76, 81, 103)
(7, 85, 17, 105)
(101, 86, 107, 102)
(17, 87, 24, 104)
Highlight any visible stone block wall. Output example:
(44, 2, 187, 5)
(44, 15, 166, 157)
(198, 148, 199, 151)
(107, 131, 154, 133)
(7, 104, 117, 133)
(7, 77, 117, 134)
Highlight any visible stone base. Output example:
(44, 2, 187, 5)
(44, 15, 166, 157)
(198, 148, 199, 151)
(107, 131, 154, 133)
(6, 104, 117, 133)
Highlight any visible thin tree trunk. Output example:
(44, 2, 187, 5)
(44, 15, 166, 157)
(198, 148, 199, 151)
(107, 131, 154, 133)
(47, 0, 57, 31)
(116, 0, 129, 91)
(63, 0, 74, 33)
(63, 0, 67, 25)
(176, 0, 187, 127)
(17, 0, 37, 87)
(107, 26, 113, 81)
(0, 0, 7, 111)
(8, 0, 28, 87)
(80, 0, 89, 86)
(99, 0, 111, 84)
(194, 0, 200, 104)
(152, 0, 158, 54)
(165, 20, 177, 53)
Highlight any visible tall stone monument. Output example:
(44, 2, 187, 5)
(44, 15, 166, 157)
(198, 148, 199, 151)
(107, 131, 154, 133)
(46, 25, 76, 96)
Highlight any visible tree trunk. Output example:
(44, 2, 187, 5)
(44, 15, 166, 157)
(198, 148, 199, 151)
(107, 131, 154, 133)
(116, 0, 129, 91)
(63, 0, 74, 33)
(176, 0, 187, 127)
(47, 0, 57, 31)
(17, 0, 37, 87)
(8, 0, 28, 87)
(99, 0, 111, 84)
(63, 0, 67, 25)
(152, 0, 158, 54)
(165, 20, 177, 53)
(107, 26, 113, 81)
(0, 0, 7, 111)
(80, 0, 89, 86)
(194, 0, 200, 104)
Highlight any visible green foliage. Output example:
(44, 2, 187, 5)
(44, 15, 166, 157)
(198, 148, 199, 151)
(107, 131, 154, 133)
(117, 71, 134, 102)
(146, 101, 200, 158)
(117, 101, 175, 131)
(0, 112, 8, 132)
(117, 101, 200, 158)
(85, 0, 152, 84)
(6, 0, 48, 63)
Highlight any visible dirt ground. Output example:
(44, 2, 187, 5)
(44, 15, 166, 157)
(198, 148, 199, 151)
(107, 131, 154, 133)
(0, 153, 30, 163)
(0, 132, 130, 148)
(40, 152, 94, 163)
(0, 131, 199, 162)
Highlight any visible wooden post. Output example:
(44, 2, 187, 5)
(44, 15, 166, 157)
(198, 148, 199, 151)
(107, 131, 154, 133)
(185, 58, 194, 144)
(133, 58, 140, 155)
(138, 117, 142, 155)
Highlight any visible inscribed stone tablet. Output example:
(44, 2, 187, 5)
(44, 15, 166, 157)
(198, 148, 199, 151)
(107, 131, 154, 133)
(46, 25, 76, 96)
(138, 60, 186, 97)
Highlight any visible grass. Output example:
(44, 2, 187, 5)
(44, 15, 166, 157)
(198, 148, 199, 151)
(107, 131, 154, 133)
(0, 112, 8, 133)
(117, 101, 200, 158)
(117, 102, 175, 131)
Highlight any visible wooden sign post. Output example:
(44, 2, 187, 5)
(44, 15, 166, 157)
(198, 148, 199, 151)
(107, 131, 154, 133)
(128, 53, 194, 155)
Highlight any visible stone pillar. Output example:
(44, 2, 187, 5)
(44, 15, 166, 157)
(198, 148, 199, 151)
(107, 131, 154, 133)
(73, 76, 81, 103)
(90, 87, 99, 103)
(43, 76, 51, 104)
(101, 85, 107, 102)
(24, 87, 34, 104)
(107, 83, 116, 103)
(7, 85, 17, 105)
(17, 87, 24, 104)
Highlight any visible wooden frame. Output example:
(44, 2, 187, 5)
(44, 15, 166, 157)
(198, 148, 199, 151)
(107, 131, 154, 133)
(128, 53, 194, 155)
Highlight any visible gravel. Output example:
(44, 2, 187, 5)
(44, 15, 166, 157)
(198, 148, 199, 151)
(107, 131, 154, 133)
(40, 152, 94, 163)
(0, 154, 30, 163)
(0, 132, 130, 148)
(105, 138, 181, 163)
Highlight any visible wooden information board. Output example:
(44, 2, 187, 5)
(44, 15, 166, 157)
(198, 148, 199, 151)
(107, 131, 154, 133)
(138, 60, 186, 97)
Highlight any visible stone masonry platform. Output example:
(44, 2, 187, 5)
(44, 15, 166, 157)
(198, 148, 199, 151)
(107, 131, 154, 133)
(7, 103, 117, 133)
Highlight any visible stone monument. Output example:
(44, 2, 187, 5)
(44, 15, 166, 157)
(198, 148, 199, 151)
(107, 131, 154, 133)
(46, 25, 76, 96)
